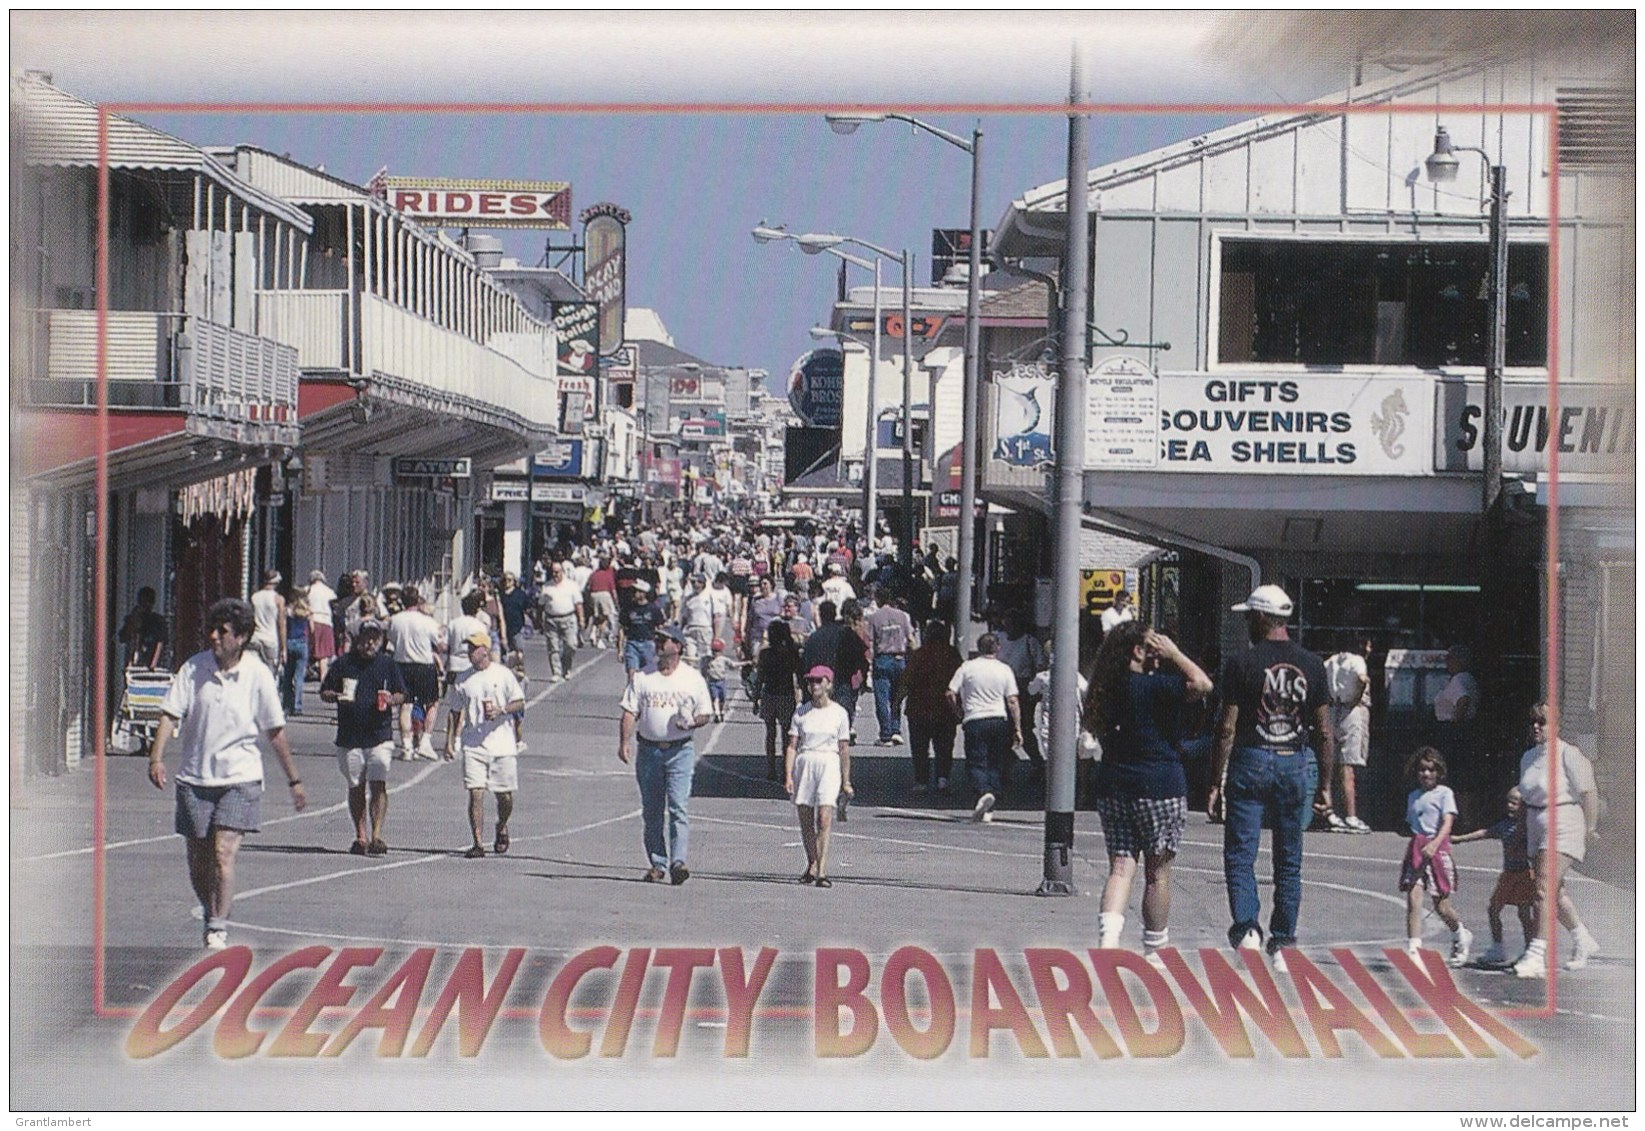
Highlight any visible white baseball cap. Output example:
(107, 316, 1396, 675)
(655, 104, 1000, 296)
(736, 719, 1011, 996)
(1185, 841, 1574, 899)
(633, 579, 652, 594)
(1231, 584, 1294, 617)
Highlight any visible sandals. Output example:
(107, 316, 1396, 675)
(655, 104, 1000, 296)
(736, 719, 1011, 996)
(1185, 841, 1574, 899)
(494, 829, 510, 855)
(644, 866, 668, 883)
(800, 871, 816, 884)
(815, 877, 833, 888)
(348, 840, 367, 856)
(464, 844, 486, 859)
(366, 838, 388, 856)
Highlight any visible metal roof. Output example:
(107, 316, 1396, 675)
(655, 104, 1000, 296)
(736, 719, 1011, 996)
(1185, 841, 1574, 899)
(991, 57, 1498, 257)
(14, 77, 313, 233)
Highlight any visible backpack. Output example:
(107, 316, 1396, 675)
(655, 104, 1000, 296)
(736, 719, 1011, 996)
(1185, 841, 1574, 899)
(1324, 652, 1363, 706)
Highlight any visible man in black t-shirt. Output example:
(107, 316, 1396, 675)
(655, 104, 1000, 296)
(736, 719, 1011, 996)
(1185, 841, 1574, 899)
(1207, 585, 1334, 966)
(320, 620, 406, 855)
(618, 581, 665, 675)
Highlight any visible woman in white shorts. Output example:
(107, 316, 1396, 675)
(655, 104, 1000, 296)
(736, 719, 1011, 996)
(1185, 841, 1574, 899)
(785, 664, 852, 887)
(1511, 703, 1603, 977)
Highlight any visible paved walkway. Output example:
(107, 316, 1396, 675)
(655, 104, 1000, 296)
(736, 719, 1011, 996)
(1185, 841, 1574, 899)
(10, 636, 1635, 1110)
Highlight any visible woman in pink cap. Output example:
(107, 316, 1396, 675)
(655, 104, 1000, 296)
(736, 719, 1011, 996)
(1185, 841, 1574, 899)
(785, 665, 852, 887)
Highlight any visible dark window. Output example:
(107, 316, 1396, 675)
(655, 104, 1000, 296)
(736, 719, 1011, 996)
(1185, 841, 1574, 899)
(1219, 240, 1547, 368)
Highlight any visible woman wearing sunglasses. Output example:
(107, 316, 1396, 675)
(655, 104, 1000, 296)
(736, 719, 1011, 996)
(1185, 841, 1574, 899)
(1511, 703, 1603, 976)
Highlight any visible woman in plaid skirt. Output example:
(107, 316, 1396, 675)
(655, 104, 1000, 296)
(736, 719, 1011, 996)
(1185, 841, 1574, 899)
(1082, 620, 1213, 959)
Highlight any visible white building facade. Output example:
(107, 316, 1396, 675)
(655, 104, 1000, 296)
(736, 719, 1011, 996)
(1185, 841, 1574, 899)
(988, 54, 1633, 828)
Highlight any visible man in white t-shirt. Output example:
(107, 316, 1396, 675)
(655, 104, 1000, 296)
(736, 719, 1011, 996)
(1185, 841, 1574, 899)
(443, 632, 526, 859)
(537, 560, 585, 682)
(444, 591, 491, 688)
(678, 573, 716, 667)
(306, 570, 340, 683)
(708, 573, 735, 650)
(146, 597, 307, 949)
(617, 627, 712, 885)
(1431, 644, 1480, 789)
(1099, 589, 1135, 636)
(388, 590, 447, 760)
(249, 570, 286, 671)
(820, 562, 856, 611)
(945, 633, 1022, 822)
(1322, 635, 1375, 833)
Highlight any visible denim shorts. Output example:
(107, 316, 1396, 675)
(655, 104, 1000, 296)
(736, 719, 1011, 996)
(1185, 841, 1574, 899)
(175, 780, 263, 838)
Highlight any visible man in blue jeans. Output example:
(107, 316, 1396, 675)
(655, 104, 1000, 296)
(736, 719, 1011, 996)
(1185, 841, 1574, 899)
(945, 633, 1023, 822)
(618, 627, 712, 884)
(867, 587, 917, 745)
(1207, 584, 1334, 972)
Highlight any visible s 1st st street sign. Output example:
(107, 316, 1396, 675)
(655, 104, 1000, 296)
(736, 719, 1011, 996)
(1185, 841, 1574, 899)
(393, 458, 471, 480)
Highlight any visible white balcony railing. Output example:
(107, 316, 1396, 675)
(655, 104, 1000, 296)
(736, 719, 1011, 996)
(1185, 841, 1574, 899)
(24, 309, 298, 444)
(256, 291, 558, 430)
(256, 291, 348, 371)
(360, 295, 557, 428)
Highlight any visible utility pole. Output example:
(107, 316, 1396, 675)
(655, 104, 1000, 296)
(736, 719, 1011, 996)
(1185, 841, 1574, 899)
(1039, 43, 1088, 897)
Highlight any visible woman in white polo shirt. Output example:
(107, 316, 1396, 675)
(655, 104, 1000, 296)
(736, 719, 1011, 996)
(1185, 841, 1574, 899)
(785, 664, 852, 887)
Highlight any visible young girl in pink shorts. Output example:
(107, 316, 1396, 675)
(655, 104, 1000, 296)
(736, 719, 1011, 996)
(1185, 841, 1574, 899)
(1401, 747, 1473, 967)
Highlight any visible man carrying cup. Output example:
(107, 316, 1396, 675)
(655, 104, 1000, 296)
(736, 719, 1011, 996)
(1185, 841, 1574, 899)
(320, 619, 406, 856)
(444, 631, 526, 859)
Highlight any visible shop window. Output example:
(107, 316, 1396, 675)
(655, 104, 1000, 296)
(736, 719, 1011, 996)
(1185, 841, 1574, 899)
(1218, 240, 1547, 368)
(1289, 577, 1482, 654)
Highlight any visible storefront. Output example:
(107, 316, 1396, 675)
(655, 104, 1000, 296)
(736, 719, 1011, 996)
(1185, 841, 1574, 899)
(986, 56, 1632, 827)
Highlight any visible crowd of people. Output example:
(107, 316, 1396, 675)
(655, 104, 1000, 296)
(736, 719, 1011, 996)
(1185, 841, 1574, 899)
(137, 510, 1606, 982)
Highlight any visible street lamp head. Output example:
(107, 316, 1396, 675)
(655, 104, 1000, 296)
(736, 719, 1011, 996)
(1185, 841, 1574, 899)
(796, 233, 844, 255)
(750, 224, 789, 244)
(1425, 126, 1461, 183)
(825, 113, 887, 135)
(808, 326, 838, 340)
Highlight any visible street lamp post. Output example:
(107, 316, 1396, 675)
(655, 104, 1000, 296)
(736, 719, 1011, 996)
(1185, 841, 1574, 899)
(752, 225, 885, 550)
(1425, 126, 1509, 515)
(795, 231, 914, 570)
(828, 112, 982, 644)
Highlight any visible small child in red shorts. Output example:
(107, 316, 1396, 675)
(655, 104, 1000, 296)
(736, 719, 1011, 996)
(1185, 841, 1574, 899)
(1451, 786, 1534, 966)
(1401, 747, 1473, 967)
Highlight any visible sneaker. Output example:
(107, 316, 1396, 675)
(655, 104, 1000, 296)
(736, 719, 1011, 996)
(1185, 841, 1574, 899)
(1238, 928, 1263, 953)
(515, 740, 529, 754)
(890, 734, 904, 746)
(1479, 942, 1508, 966)
(416, 738, 438, 760)
(1271, 949, 1290, 974)
(669, 862, 690, 886)
(1511, 949, 1547, 978)
(464, 844, 486, 859)
(981, 811, 995, 823)
(1343, 815, 1372, 834)
(1566, 931, 1601, 970)
(644, 866, 668, 883)
(397, 748, 415, 762)
(972, 792, 996, 822)
(1144, 950, 1169, 972)
(1324, 810, 1348, 832)
(348, 840, 368, 856)
(366, 838, 388, 857)
(204, 929, 229, 950)
(1448, 927, 1474, 968)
